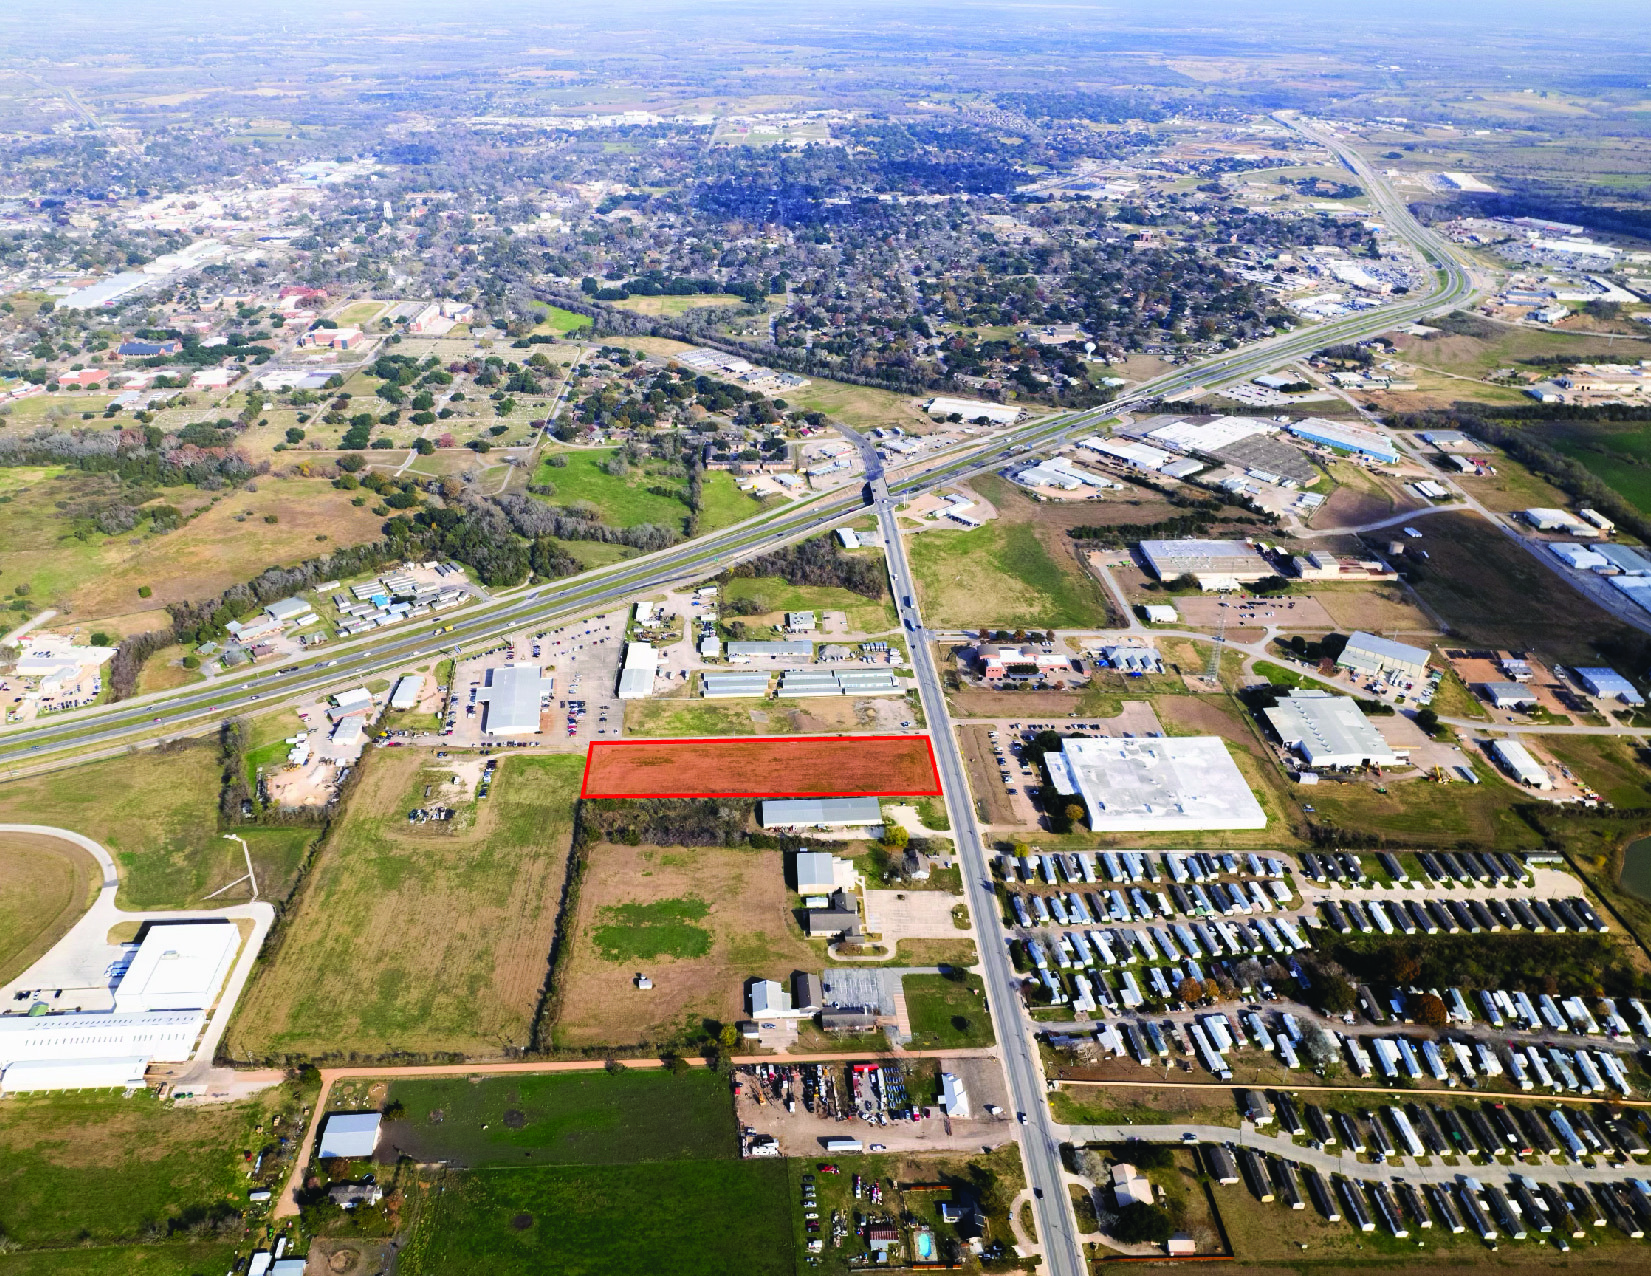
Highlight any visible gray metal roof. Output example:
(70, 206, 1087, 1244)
(728, 640, 815, 657)
(475, 664, 553, 734)
(760, 796, 883, 828)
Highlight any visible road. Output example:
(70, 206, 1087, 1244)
(877, 483, 1086, 1276)
(1062, 1121, 1651, 1192)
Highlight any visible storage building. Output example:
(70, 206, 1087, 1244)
(1044, 736, 1267, 831)
(1263, 691, 1401, 769)
(616, 642, 658, 700)
(726, 640, 815, 661)
(1572, 666, 1644, 706)
(1138, 539, 1275, 587)
(700, 671, 771, 698)
(389, 675, 423, 711)
(317, 1112, 382, 1160)
(1490, 739, 1552, 789)
(475, 664, 555, 733)
(1336, 631, 1430, 683)
(113, 921, 240, 1014)
(761, 797, 883, 830)
(1284, 418, 1399, 464)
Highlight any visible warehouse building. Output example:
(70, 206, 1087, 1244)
(1263, 690, 1401, 769)
(700, 671, 772, 698)
(727, 640, 815, 662)
(760, 796, 884, 830)
(475, 664, 555, 733)
(265, 596, 318, 627)
(1480, 682, 1540, 711)
(0, 921, 241, 1093)
(1044, 736, 1267, 831)
(923, 397, 1021, 426)
(1490, 739, 1553, 790)
(1137, 539, 1276, 588)
(616, 642, 658, 700)
(389, 675, 423, 711)
(1572, 666, 1645, 706)
(1336, 631, 1430, 684)
(777, 668, 900, 697)
(794, 850, 858, 895)
(1284, 418, 1399, 464)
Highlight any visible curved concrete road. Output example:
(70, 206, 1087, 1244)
(0, 823, 274, 1091)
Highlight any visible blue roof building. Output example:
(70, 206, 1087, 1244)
(1572, 667, 1644, 706)
(1285, 418, 1399, 465)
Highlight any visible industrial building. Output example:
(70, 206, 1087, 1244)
(1079, 436, 1176, 473)
(974, 642, 1072, 681)
(265, 596, 318, 627)
(0, 921, 241, 1093)
(616, 642, 658, 700)
(1284, 418, 1400, 464)
(727, 640, 815, 661)
(475, 664, 555, 733)
(1044, 736, 1267, 831)
(700, 670, 772, 698)
(1490, 739, 1553, 790)
(388, 675, 423, 711)
(1137, 539, 1276, 588)
(1336, 632, 1430, 684)
(760, 796, 884, 830)
(1521, 508, 1603, 538)
(1572, 666, 1644, 706)
(1262, 690, 1402, 770)
(776, 668, 900, 697)
(922, 397, 1021, 426)
(1480, 682, 1539, 711)
(795, 851, 858, 895)
(1013, 456, 1108, 491)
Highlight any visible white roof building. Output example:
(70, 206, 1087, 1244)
(940, 1072, 971, 1119)
(1045, 737, 1266, 831)
(265, 597, 316, 624)
(1112, 1163, 1154, 1209)
(0, 1055, 151, 1094)
(112, 922, 239, 1014)
(0, 1010, 204, 1073)
(1336, 632, 1430, 683)
(760, 797, 883, 829)
(1138, 539, 1275, 585)
(794, 851, 857, 893)
(330, 687, 374, 721)
(476, 664, 555, 734)
(617, 642, 659, 700)
(389, 675, 423, 711)
(317, 1112, 382, 1160)
(1490, 739, 1552, 790)
(923, 397, 1021, 426)
(1142, 604, 1180, 624)
(1263, 691, 1402, 769)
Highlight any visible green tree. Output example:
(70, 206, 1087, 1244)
(881, 822, 909, 850)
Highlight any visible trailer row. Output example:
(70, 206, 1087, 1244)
(1319, 893, 1606, 939)
(1301, 849, 1532, 890)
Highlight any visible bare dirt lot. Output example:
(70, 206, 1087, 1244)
(551, 842, 820, 1050)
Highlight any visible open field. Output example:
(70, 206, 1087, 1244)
(902, 972, 995, 1049)
(1538, 419, 1651, 514)
(226, 749, 583, 1061)
(402, 1158, 793, 1276)
(908, 521, 1113, 630)
(551, 841, 819, 1049)
(582, 734, 940, 797)
(0, 1245, 242, 1276)
(392, 1068, 792, 1276)
(536, 448, 692, 529)
(612, 292, 747, 316)
(0, 744, 312, 910)
(1392, 322, 1646, 381)
(0, 831, 99, 985)
(719, 575, 897, 634)
(783, 378, 937, 433)
(0, 471, 384, 625)
(1406, 512, 1649, 663)
(0, 1085, 301, 1247)
(700, 469, 774, 532)
(532, 303, 594, 334)
(380, 1068, 736, 1164)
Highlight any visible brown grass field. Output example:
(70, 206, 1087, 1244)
(581, 734, 942, 797)
(225, 748, 583, 1061)
(550, 841, 819, 1050)
(0, 831, 100, 985)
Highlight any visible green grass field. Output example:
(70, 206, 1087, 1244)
(402, 1159, 794, 1276)
(1542, 421, 1651, 513)
(699, 469, 771, 532)
(0, 1086, 300, 1247)
(538, 449, 689, 529)
(226, 750, 583, 1061)
(902, 973, 996, 1049)
(534, 304, 594, 334)
(0, 1245, 243, 1276)
(392, 1070, 793, 1276)
(591, 897, 712, 961)
(0, 746, 313, 910)
(907, 522, 1112, 629)
(0, 832, 98, 985)
(381, 1069, 738, 1166)
(720, 575, 897, 633)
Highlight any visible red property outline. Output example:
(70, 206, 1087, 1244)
(580, 733, 944, 799)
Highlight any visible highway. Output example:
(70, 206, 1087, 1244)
(0, 115, 1483, 778)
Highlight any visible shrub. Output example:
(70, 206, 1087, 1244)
(1113, 1202, 1173, 1245)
